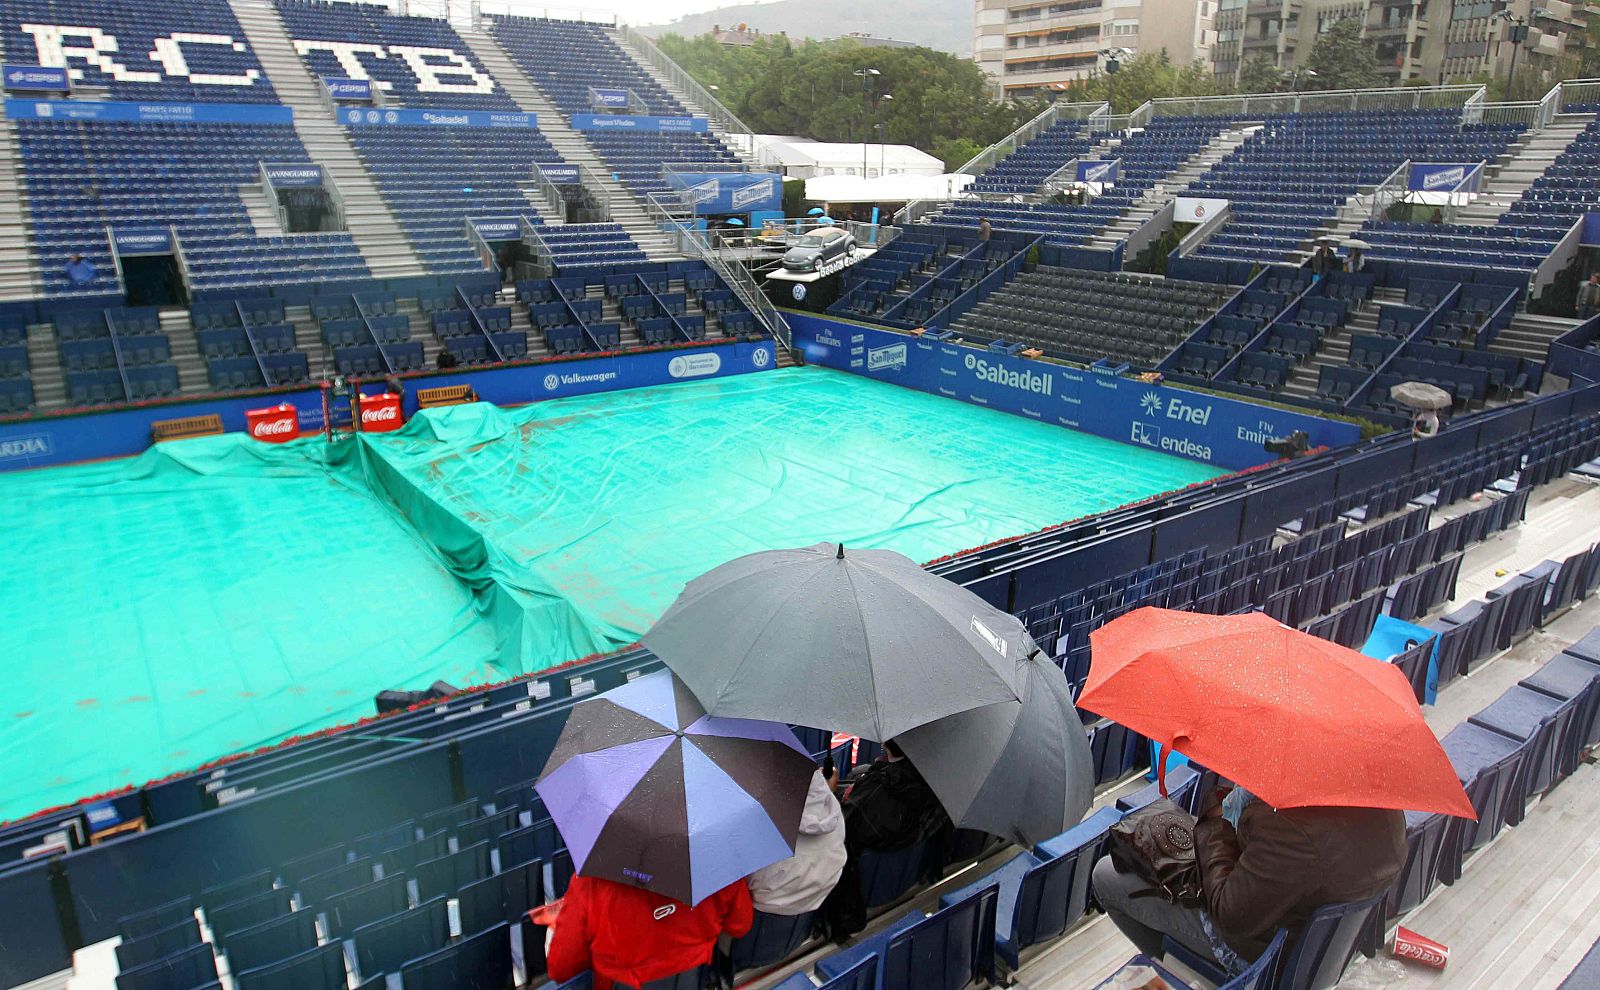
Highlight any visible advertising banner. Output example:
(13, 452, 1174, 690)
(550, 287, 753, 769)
(265, 165, 323, 188)
(322, 77, 372, 101)
(3, 65, 69, 92)
(1175, 197, 1228, 224)
(789, 315, 1360, 470)
(4, 97, 291, 124)
(1075, 159, 1121, 184)
(1585, 212, 1600, 247)
(590, 88, 630, 108)
(536, 163, 581, 184)
(341, 107, 537, 128)
(471, 217, 523, 241)
(0, 341, 777, 472)
(570, 113, 708, 133)
(665, 172, 782, 214)
(1407, 163, 1483, 193)
(112, 227, 173, 256)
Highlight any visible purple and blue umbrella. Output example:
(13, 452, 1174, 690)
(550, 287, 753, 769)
(535, 670, 816, 906)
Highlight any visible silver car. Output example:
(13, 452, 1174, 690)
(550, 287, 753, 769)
(782, 226, 856, 272)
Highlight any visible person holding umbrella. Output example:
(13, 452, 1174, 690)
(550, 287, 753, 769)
(537, 671, 817, 989)
(1080, 608, 1472, 971)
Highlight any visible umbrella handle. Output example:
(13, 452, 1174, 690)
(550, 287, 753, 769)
(1157, 735, 1188, 798)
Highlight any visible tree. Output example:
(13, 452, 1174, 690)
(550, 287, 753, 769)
(1236, 55, 1285, 95)
(1304, 18, 1387, 91)
(1044, 51, 1225, 113)
(653, 33, 1038, 164)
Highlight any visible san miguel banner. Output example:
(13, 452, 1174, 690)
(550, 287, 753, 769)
(1408, 163, 1483, 193)
(1075, 159, 1121, 184)
(570, 114, 709, 133)
(789, 315, 1360, 470)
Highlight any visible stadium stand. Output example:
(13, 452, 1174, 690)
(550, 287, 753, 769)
(273, 0, 519, 111)
(947, 266, 1233, 367)
(1, 381, 1594, 990)
(1186, 110, 1525, 264)
(487, 15, 746, 196)
(18, 119, 369, 298)
(2, 0, 279, 103)
(965, 119, 1098, 197)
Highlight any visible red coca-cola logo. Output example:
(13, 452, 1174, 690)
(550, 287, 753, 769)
(252, 417, 296, 437)
(1393, 928, 1448, 969)
(361, 404, 399, 423)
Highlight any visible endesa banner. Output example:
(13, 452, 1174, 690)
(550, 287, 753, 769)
(4, 97, 291, 124)
(342, 107, 537, 128)
(666, 172, 782, 214)
(570, 113, 709, 133)
(790, 315, 1360, 470)
(3, 64, 69, 92)
(1408, 163, 1483, 193)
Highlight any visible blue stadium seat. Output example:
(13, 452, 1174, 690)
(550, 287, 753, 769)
(223, 909, 318, 976)
(817, 884, 998, 990)
(399, 920, 513, 990)
(235, 941, 347, 990)
(115, 943, 218, 990)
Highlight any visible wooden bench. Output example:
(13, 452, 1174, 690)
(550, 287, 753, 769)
(417, 384, 478, 409)
(151, 414, 224, 443)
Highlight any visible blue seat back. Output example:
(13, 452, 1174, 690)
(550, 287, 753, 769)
(225, 909, 318, 975)
(725, 909, 819, 971)
(1223, 929, 1287, 990)
(115, 942, 217, 990)
(1015, 833, 1100, 949)
(235, 942, 345, 990)
(400, 922, 512, 990)
(860, 841, 932, 908)
(1273, 891, 1386, 990)
(879, 884, 998, 990)
(114, 917, 202, 972)
(353, 897, 450, 980)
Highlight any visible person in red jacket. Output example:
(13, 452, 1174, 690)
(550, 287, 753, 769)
(546, 875, 754, 990)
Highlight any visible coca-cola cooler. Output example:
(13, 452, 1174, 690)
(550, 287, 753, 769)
(360, 392, 404, 432)
(246, 403, 300, 443)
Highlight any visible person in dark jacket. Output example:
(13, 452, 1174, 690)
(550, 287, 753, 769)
(1092, 787, 1405, 967)
(819, 740, 951, 940)
(547, 874, 752, 990)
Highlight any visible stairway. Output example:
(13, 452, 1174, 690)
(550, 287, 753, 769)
(1493, 311, 1580, 361)
(239, 183, 286, 238)
(1455, 117, 1590, 225)
(1278, 288, 1402, 401)
(24, 320, 64, 407)
(158, 309, 209, 396)
(456, 25, 683, 260)
(228, 0, 427, 279)
(613, 28, 757, 167)
(0, 120, 43, 300)
(1096, 124, 1258, 247)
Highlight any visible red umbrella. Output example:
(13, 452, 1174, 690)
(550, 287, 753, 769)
(1082, 607, 1475, 819)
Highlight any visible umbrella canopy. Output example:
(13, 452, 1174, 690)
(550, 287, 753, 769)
(897, 648, 1094, 845)
(806, 207, 827, 216)
(1081, 607, 1475, 819)
(725, 217, 746, 227)
(643, 543, 1024, 741)
(536, 670, 817, 906)
(1390, 381, 1452, 410)
(1344, 238, 1372, 251)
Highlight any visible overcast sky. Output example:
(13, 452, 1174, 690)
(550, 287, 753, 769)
(489, 0, 771, 25)
(492, 0, 772, 26)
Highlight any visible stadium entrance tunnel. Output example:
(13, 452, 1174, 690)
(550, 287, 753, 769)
(122, 254, 186, 308)
(275, 186, 346, 235)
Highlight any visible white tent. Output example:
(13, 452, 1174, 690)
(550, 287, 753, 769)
(804, 173, 974, 204)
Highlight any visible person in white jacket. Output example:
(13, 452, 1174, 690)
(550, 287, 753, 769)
(747, 768, 847, 916)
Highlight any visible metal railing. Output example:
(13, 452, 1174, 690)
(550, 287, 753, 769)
(579, 164, 611, 221)
(1556, 78, 1600, 113)
(477, 2, 616, 25)
(894, 99, 1107, 224)
(1122, 199, 1176, 264)
(1172, 202, 1231, 258)
(643, 192, 793, 351)
(519, 214, 558, 276)
(527, 167, 565, 219)
(1536, 84, 1562, 128)
(1150, 83, 1483, 120)
(170, 225, 193, 299)
(1087, 102, 1153, 133)
(616, 24, 784, 170)
(1531, 215, 1583, 297)
(1461, 86, 1484, 126)
(1038, 158, 1080, 198)
(1366, 159, 1412, 222)
(465, 219, 499, 272)
(101, 223, 128, 297)
(1473, 101, 1544, 128)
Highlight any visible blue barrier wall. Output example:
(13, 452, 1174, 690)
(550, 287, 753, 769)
(788, 313, 1360, 471)
(0, 339, 776, 473)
